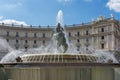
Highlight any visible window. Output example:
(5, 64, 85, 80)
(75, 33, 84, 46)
(101, 28, 104, 32)
(69, 32, 71, 37)
(25, 33, 28, 37)
(101, 36, 104, 40)
(6, 31, 9, 36)
(43, 40, 45, 44)
(34, 33, 37, 38)
(34, 40, 37, 44)
(77, 46, 80, 51)
(16, 32, 19, 37)
(25, 40, 28, 43)
(101, 44, 104, 49)
(86, 48, 88, 51)
(77, 39, 80, 42)
(86, 45, 88, 51)
(77, 32, 80, 36)
(86, 38, 89, 42)
(6, 39, 9, 42)
(16, 39, 19, 43)
(43, 33, 45, 38)
(86, 30, 89, 35)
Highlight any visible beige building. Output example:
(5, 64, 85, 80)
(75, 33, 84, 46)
(0, 15, 120, 53)
(1, 15, 120, 80)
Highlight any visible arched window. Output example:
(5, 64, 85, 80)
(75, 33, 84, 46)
(16, 39, 19, 43)
(34, 33, 37, 38)
(34, 40, 37, 44)
(16, 32, 19, 37)
(101, 44, 104, 49)
(25, 40, 28, 43)
(101, 28, 104, 32)
(43, 33, 45, 38)
(6, 31, 9, 36)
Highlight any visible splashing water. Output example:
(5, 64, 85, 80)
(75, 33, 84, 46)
(0, 50, 23, 63)
(0, 37, 13, 52)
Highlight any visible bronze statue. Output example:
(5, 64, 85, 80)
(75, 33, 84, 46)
(54, 23, 68, 53)
(56, 23, 63, 32)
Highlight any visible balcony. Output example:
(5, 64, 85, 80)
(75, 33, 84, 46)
(76, 43, 81, 46)
(33, 44, 38, 48)
(15, 43, 19, 47)
(100, 39, 106, 44)
(85, 42, 90, 46)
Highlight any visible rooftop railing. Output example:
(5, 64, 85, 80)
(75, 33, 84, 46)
(0, 17, 117, 28)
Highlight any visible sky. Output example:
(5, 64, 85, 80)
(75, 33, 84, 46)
(0, 0, 119, 27)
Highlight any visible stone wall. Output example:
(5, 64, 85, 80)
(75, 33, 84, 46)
(5, 66, 116, 80)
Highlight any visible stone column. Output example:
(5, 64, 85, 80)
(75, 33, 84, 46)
(97, 28, 99, 49)
(111, 23, 114, 50)
(112, 33, 114, 50)
(91, 26, 94, 49)
(112, 23, 114, 32)
(107, 35, 109, 50)
(97, 36, 99, 49)
(107, 26, 109, 50)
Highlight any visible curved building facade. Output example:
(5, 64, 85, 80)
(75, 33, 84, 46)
(0, 16, 120, 80)
(0, 16, 120, 57)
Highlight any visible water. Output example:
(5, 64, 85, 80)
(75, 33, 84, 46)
(56, 10, 63, 26)
(0, 37, 13, 52)
(0, 50, 23, 63)
(0, 10, 118, 63)
(88, 48, 118, 63)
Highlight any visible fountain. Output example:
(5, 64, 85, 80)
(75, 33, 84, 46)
(0, 10, 120, 80)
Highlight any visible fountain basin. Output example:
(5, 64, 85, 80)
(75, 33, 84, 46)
(1, 53, 120, 80)
(1, 62, 120, 80)
(20, 53, 98, 63)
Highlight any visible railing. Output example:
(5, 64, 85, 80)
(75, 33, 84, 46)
(0, 23, 55, 28)
(0, 22, 91, 28)
(0, 17, 116, 28)
(65, 22, 92, 27)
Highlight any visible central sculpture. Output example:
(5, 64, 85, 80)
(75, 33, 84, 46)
(54, 23, 68, 53)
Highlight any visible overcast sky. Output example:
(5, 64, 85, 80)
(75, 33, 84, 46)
(0, 0, 119, 27)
